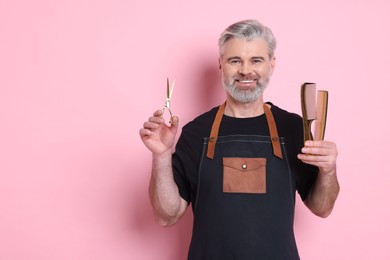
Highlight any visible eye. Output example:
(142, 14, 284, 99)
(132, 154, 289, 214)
(228, 59, 241, 65)
(252, 59, 263, 64)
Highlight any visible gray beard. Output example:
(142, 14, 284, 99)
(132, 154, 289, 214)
(223, 76, 270, 103)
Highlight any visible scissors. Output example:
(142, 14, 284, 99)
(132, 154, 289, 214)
(161, 77, 175, 122)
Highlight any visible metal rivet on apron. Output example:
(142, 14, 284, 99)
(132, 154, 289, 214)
(272, 137, 279, 142)
(242, 164, 247, 170)
(209, 137, 215, 142)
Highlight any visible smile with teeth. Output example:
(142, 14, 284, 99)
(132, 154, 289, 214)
(239, 80, 255, 83)
(234, 78, 258, 90)
(235, 79, 257, 87)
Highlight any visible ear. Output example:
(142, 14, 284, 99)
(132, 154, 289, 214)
(218, 57, 222, 69)
(269, 56, 276, 75)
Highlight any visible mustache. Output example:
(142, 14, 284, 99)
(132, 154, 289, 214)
(233, 75, 259, 81)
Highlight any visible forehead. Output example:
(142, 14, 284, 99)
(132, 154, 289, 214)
(222, 38, 269, 59)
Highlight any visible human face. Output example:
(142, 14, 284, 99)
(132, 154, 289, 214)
(220, 38, 275, 103)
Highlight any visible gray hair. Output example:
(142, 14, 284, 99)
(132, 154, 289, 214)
(218, 19, 277, 59)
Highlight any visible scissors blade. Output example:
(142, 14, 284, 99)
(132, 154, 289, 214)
(166, 78, 170, 98)
(169, 79, 175, 99)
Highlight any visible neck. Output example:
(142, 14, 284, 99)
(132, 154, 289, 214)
(224, 96, 266, 118)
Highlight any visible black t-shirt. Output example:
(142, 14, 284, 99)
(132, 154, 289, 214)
(173, 102, 318, 208)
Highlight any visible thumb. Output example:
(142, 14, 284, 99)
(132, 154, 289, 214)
(169, 115, 180, 134)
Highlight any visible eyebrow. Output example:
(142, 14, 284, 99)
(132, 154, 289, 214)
(252, 56, 265, 61)
(227, 56, 241, 62)
(226, 56, 266, 62)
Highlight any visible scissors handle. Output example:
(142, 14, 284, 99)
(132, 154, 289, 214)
(161, 77, 175, 123)
(161, 106, 174, 123)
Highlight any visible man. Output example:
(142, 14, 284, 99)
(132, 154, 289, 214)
(139, 19, 339, 260)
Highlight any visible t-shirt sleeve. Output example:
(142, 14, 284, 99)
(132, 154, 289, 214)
(296, 159, 318, 201)
(172, 124, 200, 204)
(172, 134, 192, 203)
(172, 106, 217, 205)
(290, 116, 319, 201)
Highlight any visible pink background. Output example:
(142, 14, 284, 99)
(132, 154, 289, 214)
(1, 0, 389, 259)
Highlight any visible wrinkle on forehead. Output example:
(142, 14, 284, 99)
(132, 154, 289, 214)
(222, 38, 271, 61)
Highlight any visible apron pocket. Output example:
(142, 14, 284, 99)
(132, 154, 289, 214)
(223, 157, 267, 194)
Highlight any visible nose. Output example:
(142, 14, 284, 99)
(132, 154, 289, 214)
(238, 62, 252, 75)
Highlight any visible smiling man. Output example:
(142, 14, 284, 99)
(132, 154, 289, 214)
(140, 19, 340, 260)
(221, 37, 274, 115)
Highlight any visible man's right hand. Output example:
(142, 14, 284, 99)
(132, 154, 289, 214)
(139, 110, 179, 155)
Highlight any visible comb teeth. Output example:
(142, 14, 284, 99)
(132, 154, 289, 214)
(303, 83, 317, 120)
(314, 90, 328, 140)
(301, 83, 317, 142)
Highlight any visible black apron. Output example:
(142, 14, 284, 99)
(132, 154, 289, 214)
(187, 103, 299, 260)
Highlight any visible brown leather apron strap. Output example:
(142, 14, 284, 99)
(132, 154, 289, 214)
(206, 102, 283, 160)
(206, 102, 226, 159)
(263, 104, 283, 159)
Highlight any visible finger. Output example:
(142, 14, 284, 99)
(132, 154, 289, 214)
(169, 115, 179, 135)
(153, 110, 164, 117)
(143, 121, 161, 130)
(148, 116, 165, 124)
(305, 140, 336, 149)
(303, 141, 337, 156)
(298, 153, 330, 162)
(170, 115, 179, 126)
(299, 157, 336, 173)
(139, 128, 153, 137)
(304, 140, 323, 147)
(298, 153, 336, 169)
(301, 147, 329, 156)
(300, 159, 330, 169)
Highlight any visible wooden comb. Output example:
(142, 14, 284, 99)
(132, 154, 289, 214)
(301, 83, 329, 142)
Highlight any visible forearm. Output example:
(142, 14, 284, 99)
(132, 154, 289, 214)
(149, 150, 186, 226)
(305, 167, 340, 218)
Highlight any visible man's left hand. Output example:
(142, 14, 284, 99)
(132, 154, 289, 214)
(298, 140, 338, 175)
